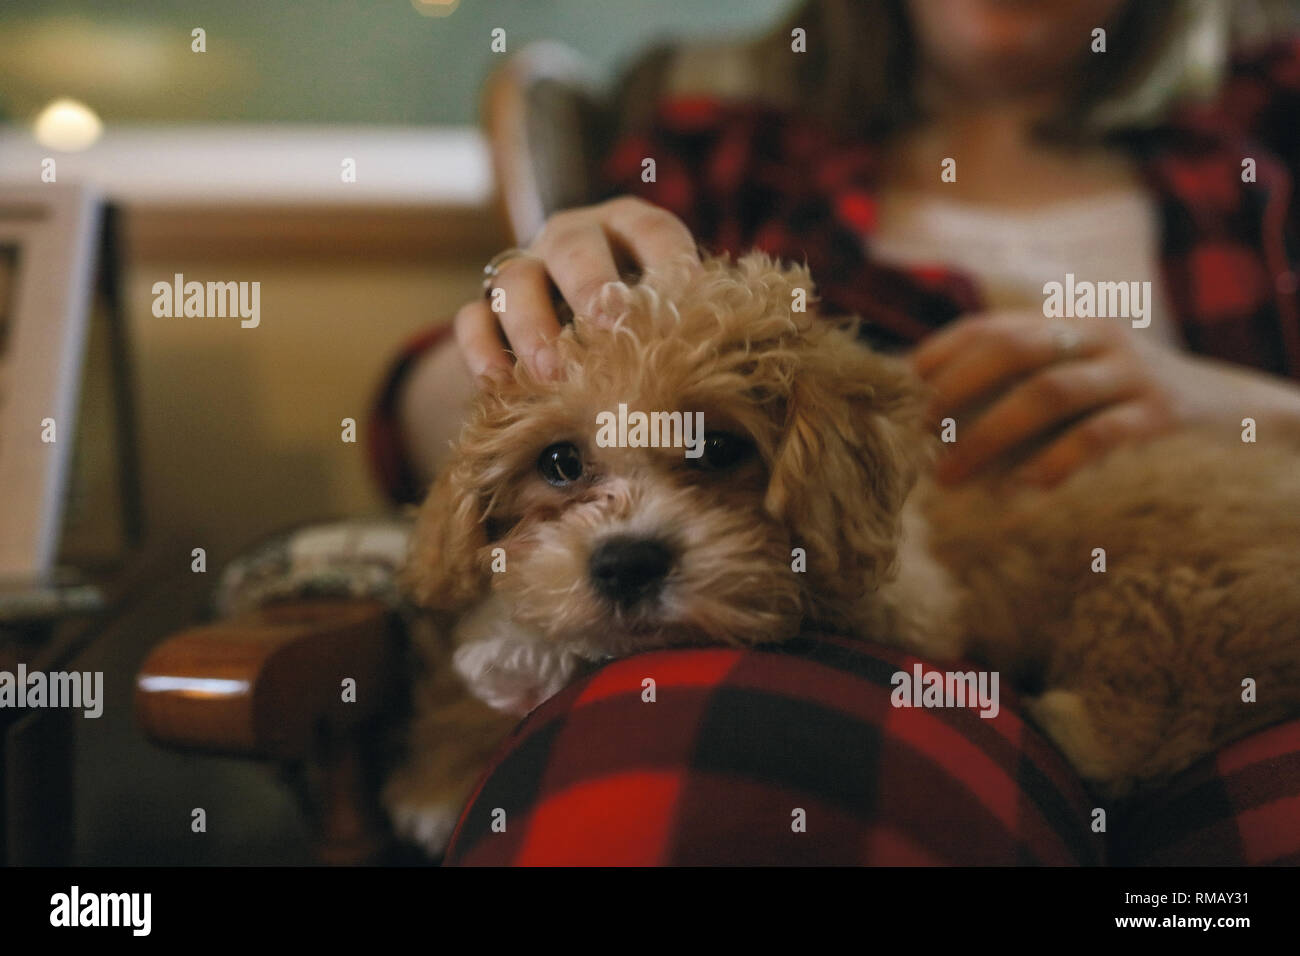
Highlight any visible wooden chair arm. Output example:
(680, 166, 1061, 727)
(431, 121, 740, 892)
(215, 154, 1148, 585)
(134, 599, 405, 760)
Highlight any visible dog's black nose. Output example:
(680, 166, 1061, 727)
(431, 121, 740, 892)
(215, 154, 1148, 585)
(589, 537, 674, 607)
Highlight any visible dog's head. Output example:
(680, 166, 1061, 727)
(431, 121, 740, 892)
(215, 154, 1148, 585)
(405, 252, 932, 657)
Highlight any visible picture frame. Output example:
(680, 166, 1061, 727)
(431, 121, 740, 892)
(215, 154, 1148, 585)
(0, 184, 102, 580)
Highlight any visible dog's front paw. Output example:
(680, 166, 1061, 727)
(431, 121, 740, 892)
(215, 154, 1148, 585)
(1025, 689, 1133, 796)
(386, 796, 463, 857)
(382, 770, 473, 858)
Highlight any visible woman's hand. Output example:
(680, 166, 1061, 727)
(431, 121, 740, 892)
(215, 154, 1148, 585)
(456, 196, 698, 384)
(911, 311, 1196, 488)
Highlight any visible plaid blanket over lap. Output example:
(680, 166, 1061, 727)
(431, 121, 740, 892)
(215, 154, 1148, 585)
(443, 635, 1300, 866)
(443, 634, 1103, 866)
(1113, 720, 1300, 866)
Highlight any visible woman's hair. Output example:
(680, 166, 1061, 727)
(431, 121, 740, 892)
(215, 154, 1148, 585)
(632, 0, 1297, 143)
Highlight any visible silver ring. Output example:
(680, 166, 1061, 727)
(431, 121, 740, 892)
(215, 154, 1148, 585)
(1050, 323, 1084, 361)
(482, 247, 534, 298)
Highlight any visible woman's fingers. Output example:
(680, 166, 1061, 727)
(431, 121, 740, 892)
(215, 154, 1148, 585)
(464, 197, 698, 388)
(1013, 398, 1174, 487)
(531, 218, 622, 318)
(600, 197, 700, 270)
(454, 299, 513, 384)
(489, 256, 565, 379)
(918, 316, 1108, 421)
(936, 356, 1144, 484)
(911, 312, 995, 378)
(914, 310, 1177, 485)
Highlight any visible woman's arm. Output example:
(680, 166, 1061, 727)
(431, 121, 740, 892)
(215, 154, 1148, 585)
(913, 310, 1300, 488)
(396, 335, 478, 482)
(1176, 351, 1300, 436)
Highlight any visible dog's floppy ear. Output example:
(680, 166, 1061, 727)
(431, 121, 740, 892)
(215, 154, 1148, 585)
(402, 463, 491, 613)
(764, 332, 933, 609)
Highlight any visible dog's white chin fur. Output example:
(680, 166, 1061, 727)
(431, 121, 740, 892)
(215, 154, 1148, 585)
(452, 495, 966, 719)
(450, 594, 701, 716)
(450, 595, 586, 716)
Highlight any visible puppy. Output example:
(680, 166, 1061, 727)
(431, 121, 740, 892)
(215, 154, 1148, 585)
(384, 252, 1300, 854)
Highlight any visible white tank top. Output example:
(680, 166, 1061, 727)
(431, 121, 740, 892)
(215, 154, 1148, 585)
(870, 188, 1183, 348)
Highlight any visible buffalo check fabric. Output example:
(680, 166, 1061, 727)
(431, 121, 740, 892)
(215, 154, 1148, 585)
(442, 636, 1300, 866)
(1114, 719, 1300, 866)
(443, 635, 1103, 866)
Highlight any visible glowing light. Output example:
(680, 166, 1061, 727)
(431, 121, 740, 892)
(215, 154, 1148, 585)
(411, 0, 459, 18)
(33, 97, 103, 152)
(137, 676, 251, 698)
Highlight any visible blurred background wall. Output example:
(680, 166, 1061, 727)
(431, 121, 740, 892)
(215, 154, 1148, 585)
(0, 0, 791, 125)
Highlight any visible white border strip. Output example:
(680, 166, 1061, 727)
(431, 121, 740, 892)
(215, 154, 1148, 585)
(0, 124, 493, 205)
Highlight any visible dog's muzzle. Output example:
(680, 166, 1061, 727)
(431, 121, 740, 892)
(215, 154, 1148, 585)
(588, 536, 674, 609)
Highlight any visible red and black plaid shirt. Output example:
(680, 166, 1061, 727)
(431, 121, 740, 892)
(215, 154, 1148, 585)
(600, 42, 1300, 369)
(371, 38, 1300, 504)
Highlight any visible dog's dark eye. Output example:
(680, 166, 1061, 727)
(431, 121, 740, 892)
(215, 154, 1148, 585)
(538, 442, 584, 486)
(694, 432, 754, 471)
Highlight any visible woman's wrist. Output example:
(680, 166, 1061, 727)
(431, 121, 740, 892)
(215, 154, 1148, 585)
(1182, 353, 1300, 439)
